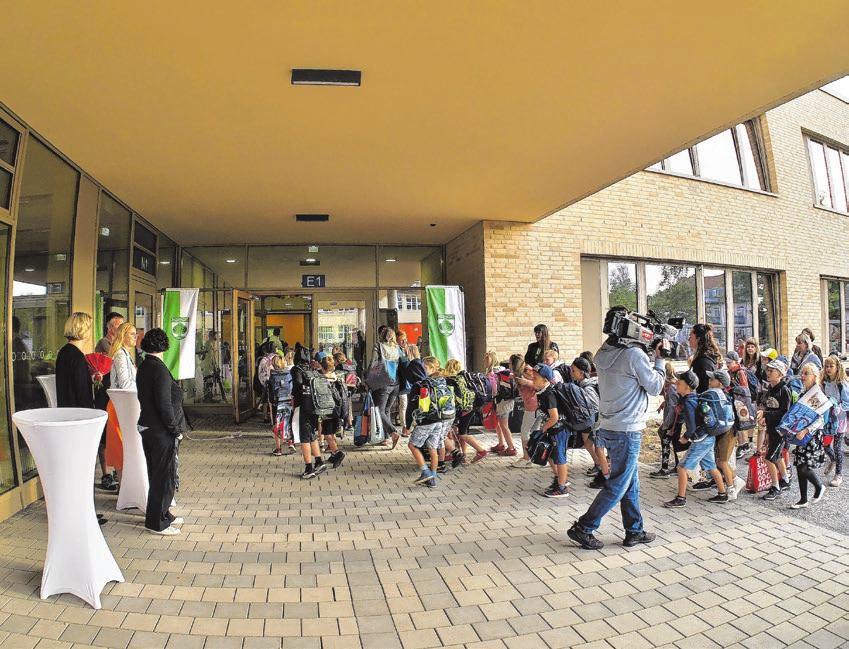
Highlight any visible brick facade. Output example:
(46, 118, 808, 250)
(447, 89, 849, 370)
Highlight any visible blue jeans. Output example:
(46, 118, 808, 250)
(576, 429, 644, 535)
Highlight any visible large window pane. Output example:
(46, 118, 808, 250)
(14, 138, 79, 481)
(157, 235, 177, 291)
(827, 280, 842, 355)
(732, 271, 754, 354)
(696, 130, 742, 186)
(248, 245, 376, 289)
(607, 262, 637, 311)
(186, 246, 245, 288)
(0, 226, 16, 495)
(757, 273, 777, 349)
(736, 123, 764, 190)
(0, 168, 11, 210)
(379, 289, 423, 349)
(703, 269, 727, 350)
(0, 119, 20, 167)
(665, 150, 693, 175)
(826, 147, 847, 212)
(808, 140, 832, 208)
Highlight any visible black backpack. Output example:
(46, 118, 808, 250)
(414, 377, 457, 424)
(551, 382, 596, 433)
(446, 374, 476, 413)
(461, 371, 492, 408)
(495, 370, 516, 401)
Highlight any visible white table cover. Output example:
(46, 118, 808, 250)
(107, 389, 147, 513)
(12, 408, 124, 609)
(36, 375, 57, 408)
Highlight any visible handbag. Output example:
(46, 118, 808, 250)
(365, 343, 393, 391)
(354, 394, 372, 447)
(746, 451, 773, 493)
(481, 402, 497, 431)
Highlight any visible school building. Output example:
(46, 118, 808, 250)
(0, 3, 847, 523)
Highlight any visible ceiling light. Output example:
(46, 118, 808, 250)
(296, 214, 330, 222)
(159, 261, 170, 265)
(300, 259, 320, 266)
(291, 69, 361, 86)
(385, 258, 396, 263)
(285, 303, 292, 307)
(99, 227, 110, 236)
(24, 267, 34, 272)
(305, 257, 316, 263)
(225, 259, 237, 263)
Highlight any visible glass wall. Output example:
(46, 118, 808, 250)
(607, 262, 637, 311)
(757, 273, 778, 350)
(646, 264, 696, 358)
(12, 138, 79, 481)
(703, 269, 727, 350)
(0, 226, 15, 495)
(827, 280, 841, 355)
(732, 271, 755, 352)
(96, 193, 130, 334)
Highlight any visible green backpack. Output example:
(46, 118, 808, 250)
(447, 375, 476, 413)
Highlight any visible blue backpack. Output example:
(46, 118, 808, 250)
(744, 368, 759, 402)
(696, 388, 734, 436)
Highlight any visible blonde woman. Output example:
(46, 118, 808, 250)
(105, 322, 139, 486)
(821, 355, 849, 487)
(371, 328, 403, 446)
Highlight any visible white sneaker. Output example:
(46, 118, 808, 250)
(733, 476, 746, 493)
(811, 488, 826, 505)
(171, 518, 184, 526)
(830, 475, 843, 487)
(511, 459, 533, 469)
(727, 486, 737, 501)
(149, 526, 181, 536)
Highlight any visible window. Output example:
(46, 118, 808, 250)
(318, 326, 334, 341)
(646, 120, 768, 191)
(806, 136, 849, 213)
(824, 278, 849, 356)
(405, 294, 421, 311)
(586, 259, 779, 355)
(396, 294, 404, 310)
(821, 76, 849, 103)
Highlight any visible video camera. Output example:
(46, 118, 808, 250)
(603, 308, 684, 358)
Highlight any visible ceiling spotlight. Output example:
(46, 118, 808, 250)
(385, 258, 396, 263)
(24, 267, 35, 272)
(159, 261, 171, 265)
(225, 259, 237, 263)
(291, 69, 362, 86)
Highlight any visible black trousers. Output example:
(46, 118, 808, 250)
(141, 427, 178, 532)
(370, 383, 399, 435)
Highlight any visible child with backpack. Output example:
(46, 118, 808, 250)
(821, 355, 849, 487)
(757, 358, 794, 501)
(570, 357, 607, 488)
(319, 356, 349, 451)
(486, 351, 518, 456)
(662, 369, 730, 508)
(542, 349, 568, 385)
(512, 356, 541, 468)
(268, 352, 295, 456)
(405, 356, 454, 487)
(523, 364, 571, 498)
(291, 343, 345, 479)
(707, 369, 746, 500)
(725, 350, 756, 457)
(650, 362, 682, 478)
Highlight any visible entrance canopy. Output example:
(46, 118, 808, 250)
(4, 2, 847, 246)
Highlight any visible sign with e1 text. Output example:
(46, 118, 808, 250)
(302, 274, 326, 288)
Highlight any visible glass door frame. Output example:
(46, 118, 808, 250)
(233, 290, 255, 423)
(312, 290, 375, 358)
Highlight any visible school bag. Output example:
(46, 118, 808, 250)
(728, 385, 756, 431)
(551, 382, 596, 433)
(461, 371, 492, 408)
(446, 374, 476, 413)
(526, 428, 552, 466)
(414, 377, 457, 424)
(299, 369, 336, 417)
(338, 360, 359, 387)
(554, 363, 571, 384)
(267, 368, 293, 407)
(696, 387, 734, 436)
(744, 369, 759, 402)
(495, 370, 516, 401)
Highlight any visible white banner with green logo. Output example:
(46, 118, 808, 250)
(162, 289, 198, 379)
(425, 285, 466, 367)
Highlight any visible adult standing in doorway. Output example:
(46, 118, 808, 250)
(524, 324, 559, 368)
(95, 312, 124, 355)
(369, 328, 403, 447)
(567, 306, 666, 550)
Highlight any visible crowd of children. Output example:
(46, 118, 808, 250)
(260, 323, 849, 511)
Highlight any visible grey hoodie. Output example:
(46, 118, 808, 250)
(594, 340, 665, 432)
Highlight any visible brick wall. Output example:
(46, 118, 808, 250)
(446, 89, 849, 365)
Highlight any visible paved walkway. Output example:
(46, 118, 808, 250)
(1, 416, 849, 649)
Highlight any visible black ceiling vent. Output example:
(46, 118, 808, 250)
(291, 69, 361, 86)
(296, 213, 330, 223)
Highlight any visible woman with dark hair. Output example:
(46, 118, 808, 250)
(524, 324, 559, 367)
(688, 323, 722, 393)
(137, 327, 186, 536)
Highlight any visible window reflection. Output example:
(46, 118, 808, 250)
(703, 269, 727, 350)
(757, 273, 777, 350)
(608, 262, 637, 312)
(732, 271, 754, 355)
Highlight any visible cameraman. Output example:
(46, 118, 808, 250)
(567, 305, 667, 550)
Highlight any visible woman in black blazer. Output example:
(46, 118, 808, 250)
(136, 328, 186, 536)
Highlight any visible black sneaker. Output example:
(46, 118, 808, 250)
(301, 468, 316, 480)
(708, 492, 729, 504)
(588, 473, 606, 489)
(623, 531, 656, 547)
(778, 477, 791, 492)
(313, 460, 328, 475)
(330, 451, 345, 469)
(436, 464, 449, 474)
(566, 523, 604, 550)
(663, 495, 686, 508)
(736, 443, 750, 459)
(451, 449, 465, 469)
(543, 485, 570, 498)
(692, 479, 715, 491)
(649, 468, 673, 478)
(100, 474, 118, 491)
(762, 486, 780, 500)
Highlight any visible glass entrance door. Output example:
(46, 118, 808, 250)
(314, 293, 372, 372)
(233, 290, 255, 423)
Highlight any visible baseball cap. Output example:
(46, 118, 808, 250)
(765, 359, 788, 374)
(534, 364, 554, 381)
(706, 369, 731, 388)
(571, 357, 592, 374)
(724, 351, 740, 363)
(675, 369, 698, 390)
(760, 348, 778, 360)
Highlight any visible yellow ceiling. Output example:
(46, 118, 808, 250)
(4, 1, 848, 246)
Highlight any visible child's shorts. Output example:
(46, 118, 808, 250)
(679, 435, 717, 471)
(409, 422, 443, 450)
(495, 399, 514, 418)
(440, 420, 453, 445)
(292, 407, 319, 445)
(549, 428, 572, 465)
